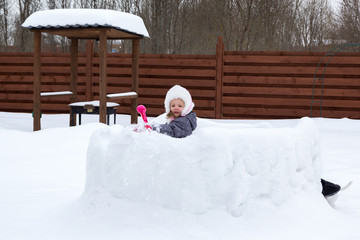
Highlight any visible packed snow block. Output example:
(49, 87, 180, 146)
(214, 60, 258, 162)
(84, 117, 322, 216)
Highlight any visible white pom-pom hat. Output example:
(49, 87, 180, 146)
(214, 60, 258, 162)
(164, 85, 195, 116)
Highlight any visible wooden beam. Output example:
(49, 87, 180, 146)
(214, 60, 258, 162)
(131, 39, 140, 124)
(215, 36, 224, 119)
(85, 40, 94, 100)
(99, 29, 107, 124)
(70, 38, 78, 126)
(33, 31, 41, 131)
(70, 38, 78, 102)
(37, 27, 142, 40)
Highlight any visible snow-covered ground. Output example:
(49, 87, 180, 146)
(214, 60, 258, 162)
(0, 111, 359, 240)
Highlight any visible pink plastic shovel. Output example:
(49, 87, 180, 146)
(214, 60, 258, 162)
(136, 105, 152, 130)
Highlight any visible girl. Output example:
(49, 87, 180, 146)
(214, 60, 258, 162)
(151, 85, 197, 138)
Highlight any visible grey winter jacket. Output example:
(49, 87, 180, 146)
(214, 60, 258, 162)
(152, 112, 197, 138)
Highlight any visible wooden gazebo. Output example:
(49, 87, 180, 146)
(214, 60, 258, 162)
(22, 9, 149, 131)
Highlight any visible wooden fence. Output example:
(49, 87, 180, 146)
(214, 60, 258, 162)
(1, 38, 360, 119)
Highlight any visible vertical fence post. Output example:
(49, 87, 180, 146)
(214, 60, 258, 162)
(33, 30, 41, 131)
(99, 29, 107, 124)
(70, 38, 78, 103)
(215, 36, 224, 119)
(69, 38, 78, 127)
(131, 39, 140, 124)
(85, 40, 94, 101)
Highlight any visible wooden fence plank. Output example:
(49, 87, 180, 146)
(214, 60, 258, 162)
(104, 57, 216, 67)
(93, 86, 215, 98)
(224, 54, 360, 65)
(0, 66, 87, 74)
(222, 106, 360, 119)
(223, 76, 360, 87)
(222, 96, 360, 108)
(91, 77, 216, 88)
(223, 65, 360, 76)
(91, 67, 216, 78)
(222, 86, 360, 98)
(0, 75, 87, 84)
(0, 84, 86, 92)
(137, 97, 215, 107)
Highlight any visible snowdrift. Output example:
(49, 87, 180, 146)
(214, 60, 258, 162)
(84, 117, 322, 216)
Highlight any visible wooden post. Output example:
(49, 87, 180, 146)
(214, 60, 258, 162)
(99, 29, 107, 124)
(131, 39, 140, 124)
(85, 40, 94, 101)
(215, 36, 224, 119)
(33, 31, 41, 131)
(70, 38, 78, 126)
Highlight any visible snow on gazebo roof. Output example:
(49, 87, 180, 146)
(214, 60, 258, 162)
(22, 9, 149, 39)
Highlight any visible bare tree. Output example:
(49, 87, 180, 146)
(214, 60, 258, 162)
(3, 0, 341, 53)
(140, 0, 183, 54)
(185, 0, 304, 52)
(294, 0, 333, 51)
(116, 0, 141, 13)
(337, 0, 360, 48)
(47, 0, 73, 9)
(277, 0, 302, 51)
(0, 0, 11, 51)
(74, 0, 119, 8)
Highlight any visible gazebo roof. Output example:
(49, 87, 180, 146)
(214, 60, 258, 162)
(22, 9, 150, 39)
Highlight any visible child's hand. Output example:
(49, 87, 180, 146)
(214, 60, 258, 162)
(133, 123, 152, 133)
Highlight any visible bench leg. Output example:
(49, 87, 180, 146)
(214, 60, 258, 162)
(70, 108, 76, 127)
(70, 113, 75, 126)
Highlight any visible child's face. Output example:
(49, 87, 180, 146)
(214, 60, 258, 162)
(170, 98, 185, 117)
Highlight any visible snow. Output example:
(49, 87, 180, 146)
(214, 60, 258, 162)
(22, 9, 150, 38)
(107, 92, 137, 98)
(0, 111, 359, 240)
(40, 91, 73, 97)
(85, 116, 322, 217)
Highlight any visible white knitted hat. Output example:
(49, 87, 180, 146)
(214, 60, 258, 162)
(164, 85, 194, 116)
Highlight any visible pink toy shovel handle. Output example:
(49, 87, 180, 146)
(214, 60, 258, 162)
(136, 105, 152, 131)
(136, 105, 148, 123)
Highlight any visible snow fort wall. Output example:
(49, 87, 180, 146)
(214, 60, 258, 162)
(84, 117, 322, 216)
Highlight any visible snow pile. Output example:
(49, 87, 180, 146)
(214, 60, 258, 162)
(84, 117, 322, 216)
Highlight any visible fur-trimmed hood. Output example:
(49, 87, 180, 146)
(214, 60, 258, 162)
(164, 85, 194, 116)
